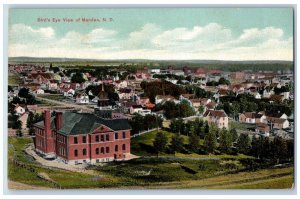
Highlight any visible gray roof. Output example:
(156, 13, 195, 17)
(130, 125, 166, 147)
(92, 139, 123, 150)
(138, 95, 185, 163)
(34, 112, 131, 135)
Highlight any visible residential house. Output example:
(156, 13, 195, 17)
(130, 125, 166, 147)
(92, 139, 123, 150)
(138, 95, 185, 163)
(203, 110, 229, 129)
(239, 112, 266, 124)
(14, 104, 26, 115)
(75, 92, 89, 104)
(255, 123, 270, 137)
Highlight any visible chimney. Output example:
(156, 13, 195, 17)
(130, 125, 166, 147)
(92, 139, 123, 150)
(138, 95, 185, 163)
(44, 110, 51, 132)
(55, 111, 63, 131)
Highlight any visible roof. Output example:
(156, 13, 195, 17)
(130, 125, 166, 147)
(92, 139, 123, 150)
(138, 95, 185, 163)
(34, 112, 131, 135)
(267, 117, 287, 124)
(241, 112, 264, 119)
(203, 110, 227, 118)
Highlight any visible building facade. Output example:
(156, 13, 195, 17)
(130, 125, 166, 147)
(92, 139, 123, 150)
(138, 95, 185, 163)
(34, 110, 131, 164)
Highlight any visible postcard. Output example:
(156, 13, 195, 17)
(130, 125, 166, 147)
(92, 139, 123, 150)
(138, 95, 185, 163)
(6, 7, 294, 191)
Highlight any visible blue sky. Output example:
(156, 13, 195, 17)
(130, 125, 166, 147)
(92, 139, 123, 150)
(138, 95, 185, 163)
(8, 8, 294, 60)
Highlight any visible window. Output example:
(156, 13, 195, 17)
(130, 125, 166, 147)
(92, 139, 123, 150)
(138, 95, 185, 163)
(96, 148, 99, 155)
(95, 135, 99, 142)
(101, 147, 104, 154)
(83, 148, 87, 156)
(122, 132, 126, 139)
(115, 133, 119, 140)
(96, 159, 99, 163)
(106, 134, 110, 141)
(74, 149, 78, 157)
(74, 137, 78, 144)
(122, 144, 126, 151)
(115, 145, 118, 152)
(106, 147, 110, 153)
(83, 136, 86, 143)
(101, 135, 104, 142)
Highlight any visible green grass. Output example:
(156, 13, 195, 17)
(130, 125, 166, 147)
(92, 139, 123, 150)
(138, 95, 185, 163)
(229, 121, 255, 130)
(8, 74, 22, 85)
(38, 94, 68, 101)
(8, 136, 294, 189)
(131, 130, 189, 156)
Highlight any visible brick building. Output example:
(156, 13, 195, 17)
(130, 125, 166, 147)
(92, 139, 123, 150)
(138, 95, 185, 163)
(34, 110, 131, 164)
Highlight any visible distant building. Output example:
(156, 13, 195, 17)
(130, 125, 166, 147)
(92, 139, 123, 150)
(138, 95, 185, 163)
(203, 109, 228, 129)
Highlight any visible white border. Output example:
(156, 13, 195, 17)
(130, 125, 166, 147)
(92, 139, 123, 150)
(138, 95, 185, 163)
(1, 0, 299, 199)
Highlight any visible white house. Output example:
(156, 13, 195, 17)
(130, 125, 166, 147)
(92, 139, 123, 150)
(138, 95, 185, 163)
(76, 92, 89, 104)
(14, 104, 26, 115)
(63, 88, 75, 97)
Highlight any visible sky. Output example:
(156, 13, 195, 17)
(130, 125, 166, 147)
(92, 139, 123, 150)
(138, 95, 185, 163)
(8, 8, 294, 61)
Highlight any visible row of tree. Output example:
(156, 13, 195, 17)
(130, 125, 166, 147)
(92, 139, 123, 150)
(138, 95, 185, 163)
(153, 126, 293, 163)
(155, 100, 195, 119)
(218, 93, 293, 118)
(129, 114, 163, 135)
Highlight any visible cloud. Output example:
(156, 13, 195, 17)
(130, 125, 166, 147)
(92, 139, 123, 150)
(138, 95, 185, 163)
(8, 23, 293, 61)
(9, 24, 55, 44)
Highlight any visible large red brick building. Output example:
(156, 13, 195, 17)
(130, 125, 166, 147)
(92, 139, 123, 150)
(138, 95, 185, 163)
(34, 110, 131, 164)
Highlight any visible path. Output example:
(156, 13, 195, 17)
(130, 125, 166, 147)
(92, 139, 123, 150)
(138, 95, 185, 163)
(36, 96, 94, 112)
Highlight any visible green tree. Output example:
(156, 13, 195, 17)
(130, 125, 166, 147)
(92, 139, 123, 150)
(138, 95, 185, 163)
(204, 125, 218, 153)
(236, 134, 251, 154)
(18, 87, 29, 98)
(27, 112, 35, 128)
(198, 105, 205, 115)
(16, 129, 23, 137)
(272, 137, 288, 163)
(229, 128, 238, 143)
(170, 134, 184, 153)
(219, 128, 232, 154)
(28, 127, 35, 136)
(189, 134, 200, 153)
(71, 72, 85, 83)
(153, 131, 168, 155)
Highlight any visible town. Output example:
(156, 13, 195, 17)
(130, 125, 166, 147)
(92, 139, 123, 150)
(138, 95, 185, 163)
(7, 60, 294, 189)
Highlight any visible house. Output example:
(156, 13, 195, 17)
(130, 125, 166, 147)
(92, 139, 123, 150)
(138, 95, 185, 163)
(34, 110, 131, 164)
(255, 123, 270, 137)
(203, 109, 228, 129)
(118, 88, 134, 100)
(155, 95, 180, 105)
(14, 104, 26, 115)
(239, 112, 266, 124)
(269, 94, 285, 103)
(267, 117, 289, 129)
(34, 88, 45, 95)
(130, 105, 143, 114)
(63, 88, 75, 97)
(76, 92, 89, 104)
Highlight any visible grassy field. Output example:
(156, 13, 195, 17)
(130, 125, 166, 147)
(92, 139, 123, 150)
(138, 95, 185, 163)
(8, 74, 22, 85)
(38, 94, 68, 101)
(131, 130, 193, 156)
(7, 136, 294, 190)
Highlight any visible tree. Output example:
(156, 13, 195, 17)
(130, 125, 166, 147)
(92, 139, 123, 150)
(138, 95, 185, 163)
(236, 134, 251, 154)
(71, 72, 85, 83)
(219, 128, 232, 154)
(198, 105, 205, 115)
(189, 134, 200, 153)
(203, 125, 218, 153)
(18, 87, 29, 98)
(153, 132, 168, 155)
(229, 128, 238, 143)
(29, 127, 35, 136)
(272, 137, 288, 163)
(16, 129, 23, 137)
(27, 112, 35, 128)
(170, 134, 184, 153)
